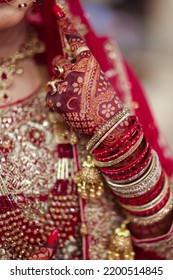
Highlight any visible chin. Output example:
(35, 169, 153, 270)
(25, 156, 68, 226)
(0, 5, 29, 30)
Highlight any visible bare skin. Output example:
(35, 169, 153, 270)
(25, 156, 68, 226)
(0, 0, 44, 106)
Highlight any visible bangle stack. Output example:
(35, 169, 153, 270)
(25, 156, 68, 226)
(119, 175, 169, 215)
(93, 116, 139, 158)
(101, 144, 152, 181)
(116, 172, 165, 206)
(106, 151, 161, 197)
(105, 148, 172, 224)
(86, 107, 129, 153)
(93, 132, 144, 167)
(86, 108, 173, 228)
(126, 187, 173, 226)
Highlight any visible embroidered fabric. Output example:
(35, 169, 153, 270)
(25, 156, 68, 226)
(0, 89, 81, 259)
(0, 89, 121, 260)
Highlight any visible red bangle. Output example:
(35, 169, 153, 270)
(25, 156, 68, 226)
(109, 153, 151, 181)
(93, 126, 143, 163)
(94, 123, 142, 161)
(115, 172, 164, 206)
(100, 139, 150, 175)
(106, 144, 151, 180)
(124, 184, 170, 216)
(93, 116, 139, 158)
(100, 137, 147, 175)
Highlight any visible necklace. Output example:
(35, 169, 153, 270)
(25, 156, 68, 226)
(0, 30, 45, 104)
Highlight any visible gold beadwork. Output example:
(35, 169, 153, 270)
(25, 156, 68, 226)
(0, 30, 45, 104)
(80, 223, 88, 235)
(0, 83, 83, 259)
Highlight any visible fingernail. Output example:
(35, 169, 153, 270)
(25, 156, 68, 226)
(53, 4, 65, 19)
(47, 229, 59, 246)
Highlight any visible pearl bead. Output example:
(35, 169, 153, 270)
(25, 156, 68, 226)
(18, 3, 27, 9)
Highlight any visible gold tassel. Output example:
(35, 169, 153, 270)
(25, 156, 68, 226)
(47, 112, 78, 145)
(107, 221, 135, 260)
(73, 155, 104, 200)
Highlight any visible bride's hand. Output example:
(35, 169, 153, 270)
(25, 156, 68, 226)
(29, 229, 58, 260)
(46, 5, 123, 135)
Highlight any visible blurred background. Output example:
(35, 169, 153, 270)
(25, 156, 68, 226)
(81, 0, 173, 151)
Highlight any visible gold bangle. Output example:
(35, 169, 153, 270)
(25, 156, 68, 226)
(86, 107, 129, 153)
(126, 185, 173, 225)
(106, 151, 162, 198)
(93, 133, 143, 167)
(119, 175, 169, 212)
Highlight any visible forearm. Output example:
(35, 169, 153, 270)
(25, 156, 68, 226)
(88, 113, 173, 239)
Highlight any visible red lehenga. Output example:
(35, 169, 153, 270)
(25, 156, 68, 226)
(0, 0, 173, 260)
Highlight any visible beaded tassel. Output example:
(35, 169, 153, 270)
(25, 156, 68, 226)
(107, 221, 135, 260)
(74, 156, 104, 200)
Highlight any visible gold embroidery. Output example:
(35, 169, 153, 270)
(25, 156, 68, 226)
(135, 235, 173, 260)
(0, 90, 81, 259)
(84, 192, 123, 260)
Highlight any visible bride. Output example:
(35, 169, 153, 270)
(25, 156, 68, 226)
(0, 0, 173, 260)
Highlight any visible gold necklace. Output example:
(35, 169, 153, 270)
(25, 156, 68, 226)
(0, 30, 45, 104)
